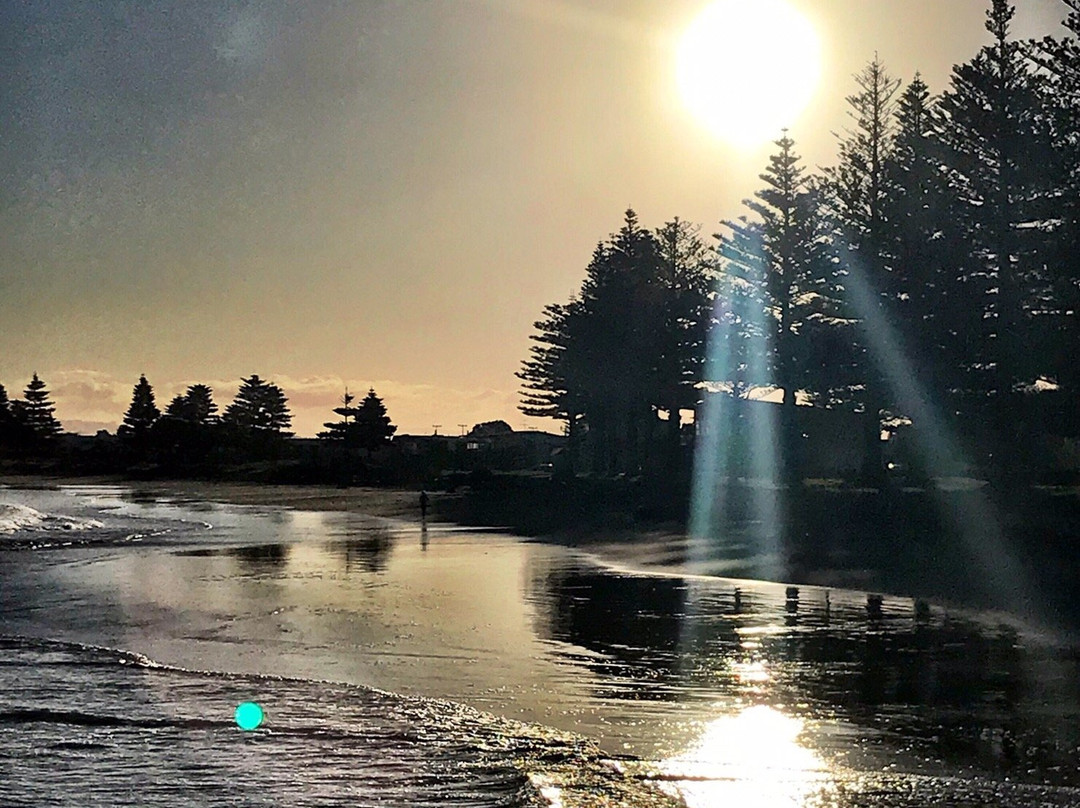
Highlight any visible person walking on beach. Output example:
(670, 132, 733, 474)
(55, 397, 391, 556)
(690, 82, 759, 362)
(419, 490, 429, 520)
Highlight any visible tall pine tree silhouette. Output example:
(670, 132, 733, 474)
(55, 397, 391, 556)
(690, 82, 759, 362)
(354, 388, 396, 454)
(119, 375, 160, 443)
(18, 374, 62, 440)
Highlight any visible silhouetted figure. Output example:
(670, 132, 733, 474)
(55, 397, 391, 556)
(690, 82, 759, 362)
(867, 593, 884, 621)
(785, 586, 800, 611)
(785, 586, 800, 627)
(733, 587, 742, 614)
(915, 599, 931, 624)
(419, 490, 429, 521)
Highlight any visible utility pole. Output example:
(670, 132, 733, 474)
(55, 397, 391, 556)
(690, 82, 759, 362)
(458, 424, 468, 436)
(432, 424, 441, 436)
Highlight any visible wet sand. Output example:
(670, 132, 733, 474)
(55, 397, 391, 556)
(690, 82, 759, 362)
(4, 481, 1080, 806)
(4, 474, 1078, 631)
(0, 476, 431, 520)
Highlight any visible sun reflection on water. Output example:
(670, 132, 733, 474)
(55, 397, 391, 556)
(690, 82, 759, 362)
(661, 705, 829, 808)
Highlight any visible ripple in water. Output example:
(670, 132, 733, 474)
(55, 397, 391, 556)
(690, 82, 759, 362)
(0, 637, 681, 807)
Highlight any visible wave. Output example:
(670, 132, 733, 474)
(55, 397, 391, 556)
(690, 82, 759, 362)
(0, 636, 683, 808)
(0, 503, 104, 535)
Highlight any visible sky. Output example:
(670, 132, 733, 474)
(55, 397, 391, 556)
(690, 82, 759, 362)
(0, 0, 1069, 437)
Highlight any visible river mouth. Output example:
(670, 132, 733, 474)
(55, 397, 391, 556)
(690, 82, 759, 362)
(2, 484, 1079, 806)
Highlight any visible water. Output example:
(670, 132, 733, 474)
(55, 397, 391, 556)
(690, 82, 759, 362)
(1, 484, 1079, 806)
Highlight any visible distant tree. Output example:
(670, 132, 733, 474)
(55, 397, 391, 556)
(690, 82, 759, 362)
(0, 384, 13, 425)
(318, 388, 359, 443)
(17, 373, 62, 440)
(222, 375, 293, 436)
(353, 388, 396, 453)
(0, 383, 17, 448)
(469, 420, 513, 437)
(154, 384, 221, 467)
(118, 375, 160, 443)
(165, 384, 218, 425)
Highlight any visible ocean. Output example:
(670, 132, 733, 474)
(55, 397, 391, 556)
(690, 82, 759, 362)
(2, 483, 1079, 807)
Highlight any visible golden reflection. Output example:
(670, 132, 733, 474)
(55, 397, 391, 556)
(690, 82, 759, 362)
(732, 659, 770, 684)
(660, 706, 829, 808)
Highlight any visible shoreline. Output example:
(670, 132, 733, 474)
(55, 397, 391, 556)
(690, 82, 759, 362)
(0, 474, 430, 521)
(4, 473, 1079, 636)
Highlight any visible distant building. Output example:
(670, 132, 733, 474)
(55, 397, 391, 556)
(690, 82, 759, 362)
(393, 426, 565, 471)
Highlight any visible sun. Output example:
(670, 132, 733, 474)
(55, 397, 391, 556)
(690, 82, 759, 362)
(676, 0, 822, 149)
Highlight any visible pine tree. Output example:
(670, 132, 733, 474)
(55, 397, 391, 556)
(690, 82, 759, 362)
(0, 383, 17, 448)
(318, 388, 359, 443)
(822, 55, 901, 482)
(19, 373, 62, 440)
(222, 375, 293, 436)
(576, 209, 665, 475)
(0, 384, 12, 424)
(1032, 2, 1080, 428)
(937, 0, 1059, 435)
(353, 388, 396, 453)
(163, 384, 218, 429)
(519, 209, 713, 477)
(119, 375, 160, 440)
(882, 74, 972, 414)
(653, 218, 714, 466)
(719, 134, 834, 478)
(182, 384, 218, 425)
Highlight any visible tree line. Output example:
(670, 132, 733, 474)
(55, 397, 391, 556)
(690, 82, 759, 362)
(520, 0, 1080, 483)
(0, 373, 397, 468)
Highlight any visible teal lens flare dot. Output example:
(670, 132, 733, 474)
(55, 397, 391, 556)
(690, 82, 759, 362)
(235, 701, 264, 731)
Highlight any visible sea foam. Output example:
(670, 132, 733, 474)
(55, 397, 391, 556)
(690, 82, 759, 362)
(0, 502, 103, 535)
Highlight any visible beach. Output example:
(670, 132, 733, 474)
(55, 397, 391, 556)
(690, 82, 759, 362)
(2, 480, 1080, 806)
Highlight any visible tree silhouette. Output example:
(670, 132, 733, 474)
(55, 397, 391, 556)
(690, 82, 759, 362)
(521, 210, 713, 476)
(1032, 1, 1080, 432)
(222, 375, 293, 436)
(881, 74, 957, 398)
(165, 384, 218, 425)
(823, 56, 901, 481)
(17, 373, 62, 440)
(318, 388, 359, 443)
(719, 135, 833, 479)
(353, 388, 396, 453)
(938, 0, 1059, 433)
(517, 300, 587, 463)
(0, 383, 18, 449)
(653, 218, 715, 469)
(119, 375, 160, 443)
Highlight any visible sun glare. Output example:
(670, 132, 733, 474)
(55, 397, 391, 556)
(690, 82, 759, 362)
(676, 0, 822, 148)
(662, 706, 828, 808)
